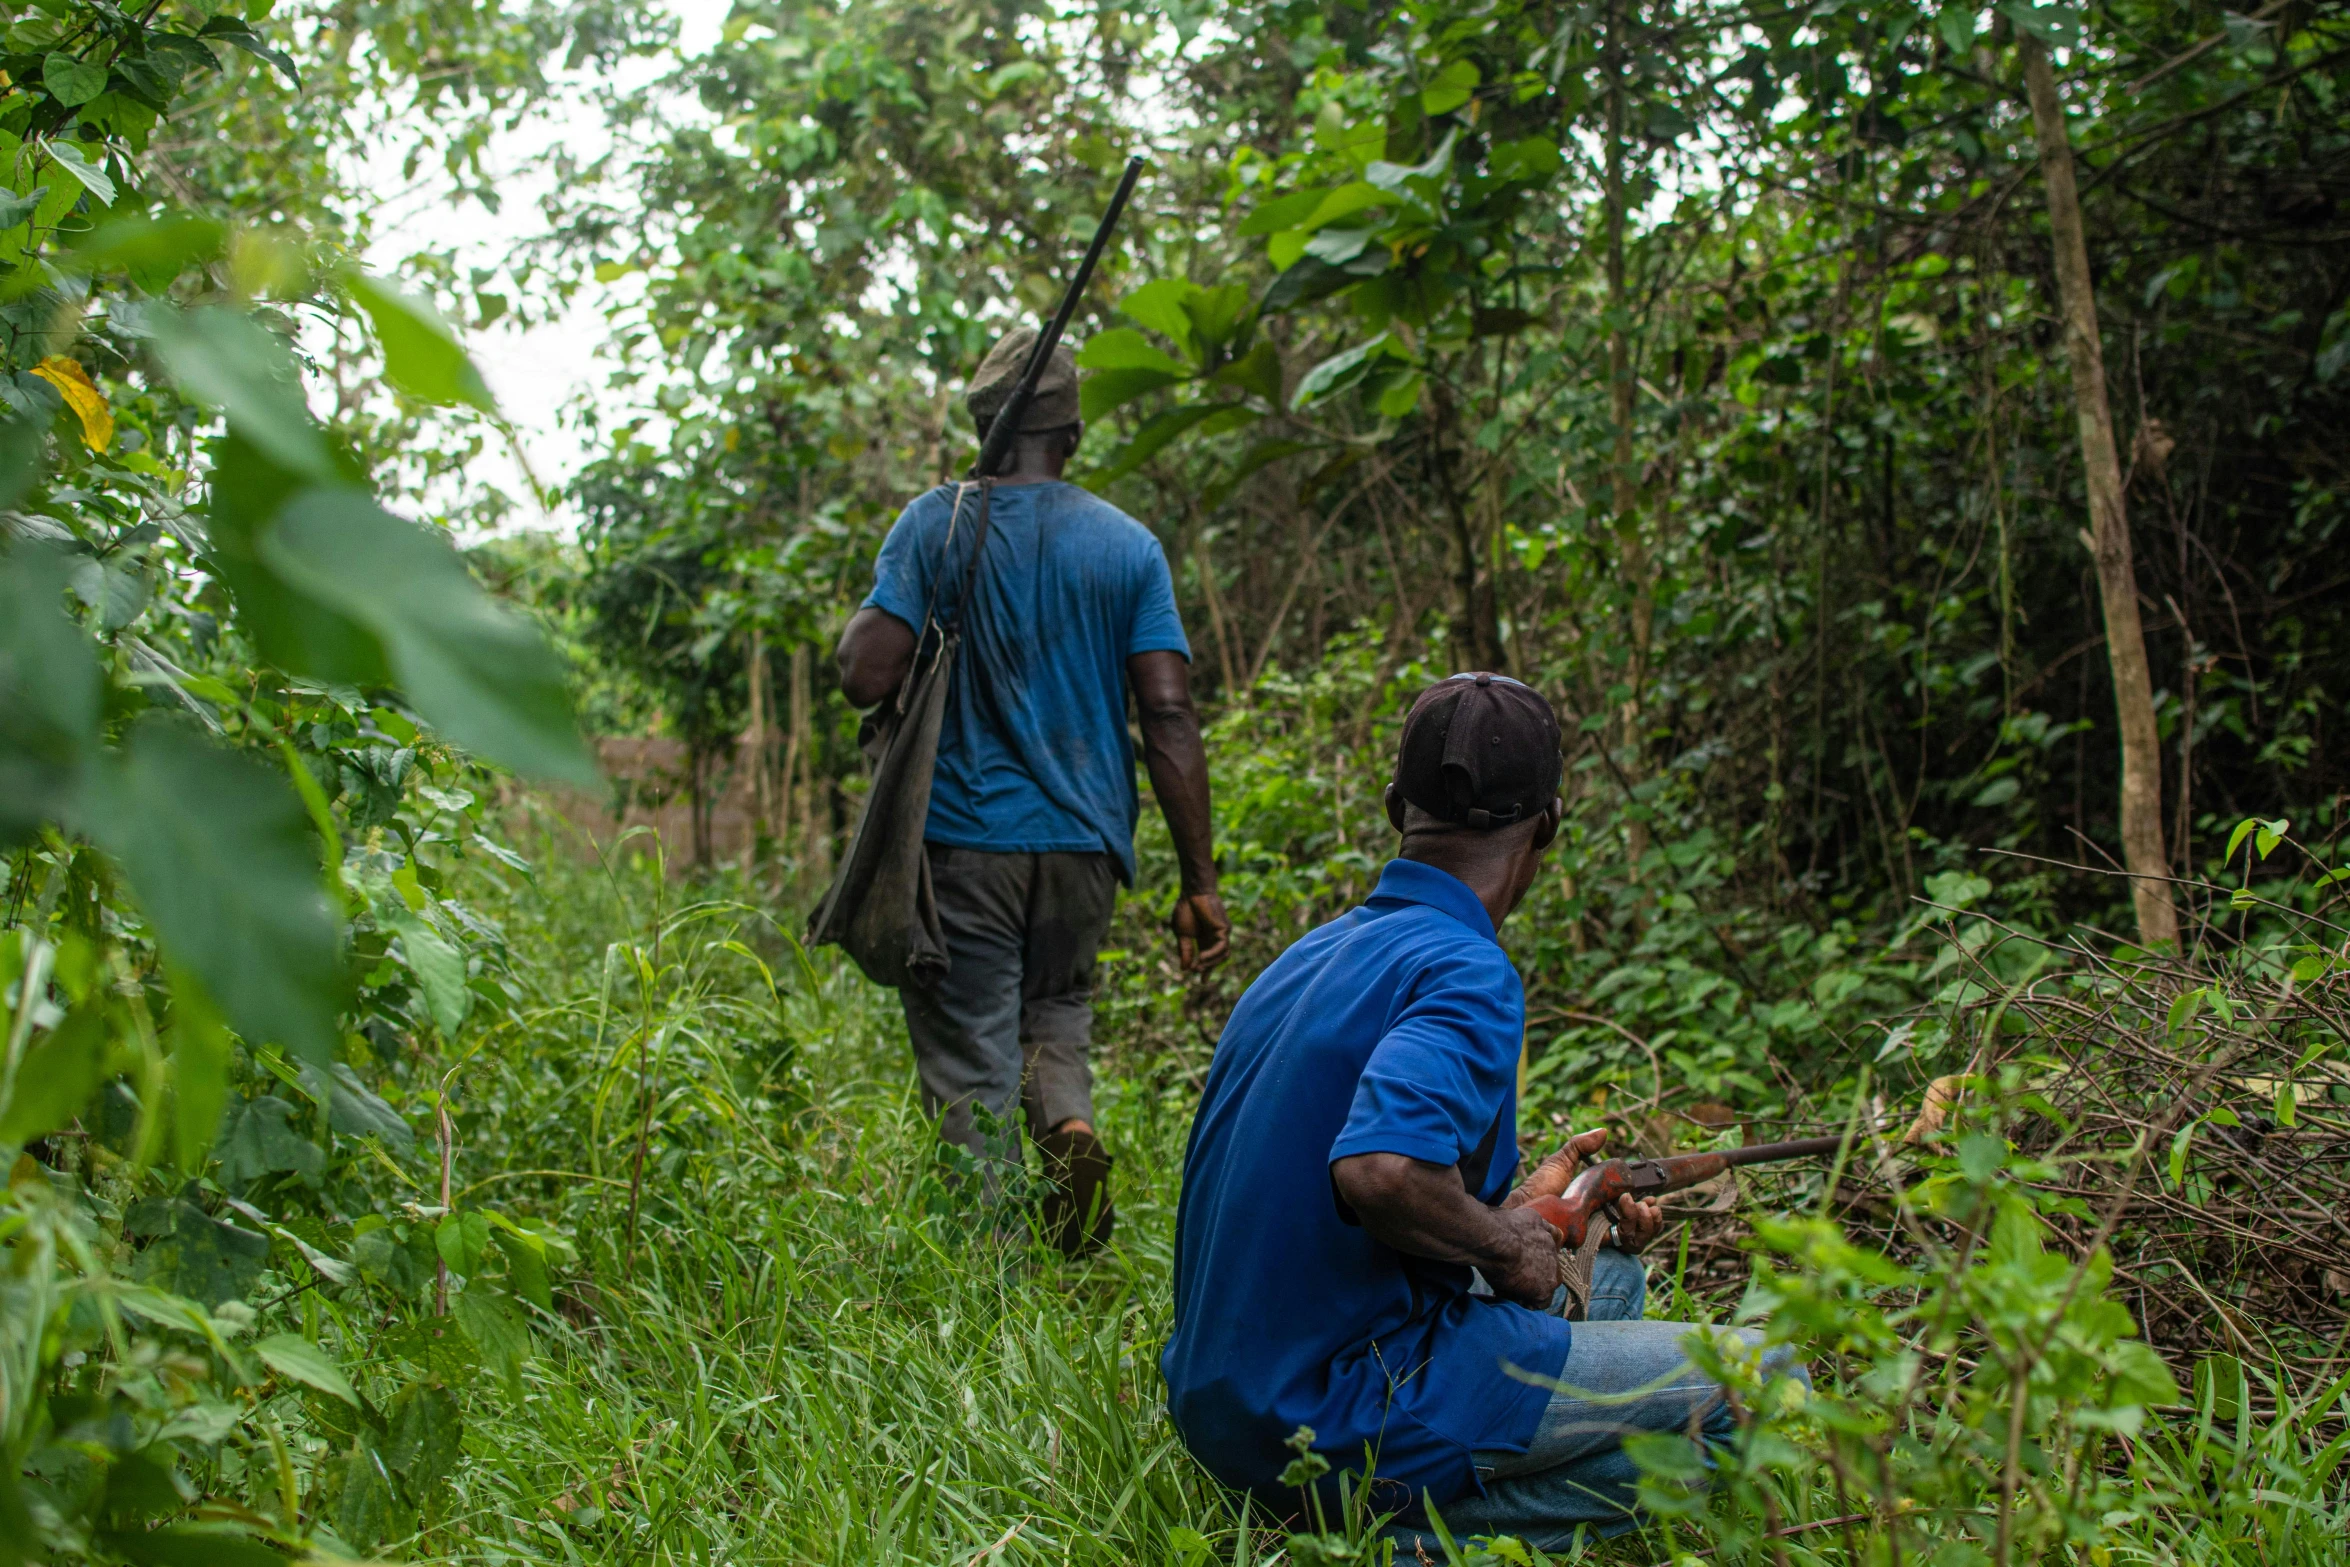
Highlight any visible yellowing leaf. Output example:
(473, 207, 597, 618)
(32, 355, 111, 451)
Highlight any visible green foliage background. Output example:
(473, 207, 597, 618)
(1, 1, 2347, 1564)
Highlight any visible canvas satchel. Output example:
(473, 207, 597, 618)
(806, 480, 993, 989)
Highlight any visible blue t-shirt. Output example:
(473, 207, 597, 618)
(862, 480, 1189, 883)
(1161, 860, 1567, 1519)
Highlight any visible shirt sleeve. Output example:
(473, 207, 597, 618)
(1125, 534, 1192, 660)
(1328, 944, 1522, 1174)
(862, 491, 945, 629)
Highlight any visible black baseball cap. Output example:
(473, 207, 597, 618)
(1393, 673, 1562, 830)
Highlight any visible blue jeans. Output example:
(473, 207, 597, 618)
(1388, 1249, 1807, 1553)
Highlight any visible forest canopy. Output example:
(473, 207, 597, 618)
(0, 1, 2346, 1564)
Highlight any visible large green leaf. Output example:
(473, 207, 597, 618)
(0, 1006, 110, 1144)
(453, 1284, 531, 1401)
(1080, 366, 1182, 421)
(1076, 327, 1188, 374)
(215, 1095, 325, 1185)
(1112, 281, 1202, 358)
(1292, 336, 1394, 408)
(0, 544, 99, 846)
(260, 487, 595, 784)
(1236, 187, 1331, 237)
(89, 716, 344, 1066)
(203, 431, 388, 686)
(144, 305, 335, 481)
(1087, 403, 1256, 486)
(385, 1381, 465, 1490)
(255, 1332, 359, 1406)
(347, 274, 497, 411)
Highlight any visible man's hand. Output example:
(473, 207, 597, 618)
(1505, 1125, 1612, 1208)
(1505, 1125, 1669, 1254)
(1171, 889, 1231, 972)
(1485, 1205, 1571, 1307)
(1609, 1194, 1666, 1254)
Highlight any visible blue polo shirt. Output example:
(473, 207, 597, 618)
(862, 480, 1190, 884)
(1161, 860, 1567, 1519)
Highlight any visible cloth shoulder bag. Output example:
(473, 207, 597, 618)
(806, 480, 993, 989)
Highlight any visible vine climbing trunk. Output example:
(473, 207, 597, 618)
(2022, 37, 2178, 950)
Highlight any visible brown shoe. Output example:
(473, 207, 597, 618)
(1036, 1125, 1114, 1257)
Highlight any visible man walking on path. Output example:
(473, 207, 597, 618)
(1162, 673, 1803, 1546)
(835, 327, 1231, 1256)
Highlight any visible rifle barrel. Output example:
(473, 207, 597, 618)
(1717, 1135, 1847, 1168)
(973, 154, 1146, 479)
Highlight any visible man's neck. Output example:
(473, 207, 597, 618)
(1397, 843, 1520, 931)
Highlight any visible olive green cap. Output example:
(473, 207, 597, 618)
(966, 326, 1081, 432)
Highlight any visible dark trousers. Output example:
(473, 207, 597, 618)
(899, 845, 1118, 1158)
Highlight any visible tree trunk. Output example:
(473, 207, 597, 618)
(2022, 37, 2178, 949)
(1605, 1, 1652, 871)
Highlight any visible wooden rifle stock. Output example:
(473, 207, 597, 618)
(1519, 1135, 1847, 1248)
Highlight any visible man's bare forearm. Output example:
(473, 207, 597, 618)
(1330, 1152, 1559, 1303)
(1129, 651, 1217, 893)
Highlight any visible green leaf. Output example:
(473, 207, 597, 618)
(198, 15, 302, 85)
(2166, 986, 2206, 1036)
(40, 54, 108, 108)
(256, 1332, 359, 1406)
(167, 970, 233, 1173)
(1938, 5, 1979, 53)
(1489, 136, 1562, 184)
(347, 274, 497, 411)
(0, 543, 99, 847)
(43, 141, 115, 208)
(1210, 340, 1284, 405)
(97, 1527, 286, 1567)
(326, 1062, 413, 1147)
(64, 214, 228, 291)
(203, 432, 388, 687)
(1076, 327, 1188, 375)
(385, 1381, 464, 1489)
(1236, 188, 1331, 237)
(494, 1225, 553, 1311)
(2167, 1120, 2196, 1190)
(1079, 366, 1182, 421)
(336, 1432, 406, 1550)
(1299, 182, 1391, 233)
(436, 1209, 491, 1278)
(0, 186, 41, 232)
(2254, 817, 2290, 858)
(1260, 256, 1356, 316)
(1114, 279, 1202, 358)
(90, 717, 344, 1067)
(260, 487, 595, 784)
(1421, 58, 1480, 116)
(2226, 816, 2260, 860)
(390, 912, 471, 1036)
(453, 1284, 531, 1401)
(2275, 1079, 2297, 1128)
(1086, 403, 1251, 486)
(1181, 284, 1252, 351)
(146, 305, 335, 481)
(0, 1006, 109, 1144)
(139, 1201, 270, 1307)
(1292, 335, 1392, 408)
(215, 1095, 325, 1185)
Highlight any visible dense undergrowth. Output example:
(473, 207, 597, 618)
(16, 790, 2348, 1564)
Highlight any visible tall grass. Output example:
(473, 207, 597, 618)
(372, 832, 2348, 1566)
(401, 834, 1234, 1564)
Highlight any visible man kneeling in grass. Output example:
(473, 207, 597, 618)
(1161, 674, 1805, 1549)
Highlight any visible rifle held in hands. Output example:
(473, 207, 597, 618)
(1521, 1134, 1848, 1250)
